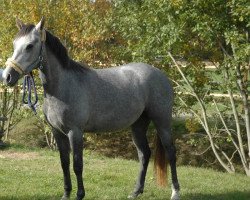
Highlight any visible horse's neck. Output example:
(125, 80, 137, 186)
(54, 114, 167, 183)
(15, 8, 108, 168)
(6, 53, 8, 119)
(39, 47, 68, 96)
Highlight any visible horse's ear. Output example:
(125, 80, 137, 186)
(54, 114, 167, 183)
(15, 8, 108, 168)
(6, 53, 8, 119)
(35, 16, 45, 31)
(16, 18, 24, 30)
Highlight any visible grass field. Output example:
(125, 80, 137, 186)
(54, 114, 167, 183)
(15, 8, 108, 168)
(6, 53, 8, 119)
(0, 146, 250, 200)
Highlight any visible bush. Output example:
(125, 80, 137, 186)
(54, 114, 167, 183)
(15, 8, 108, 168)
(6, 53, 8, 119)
(9, 116, 46, 148)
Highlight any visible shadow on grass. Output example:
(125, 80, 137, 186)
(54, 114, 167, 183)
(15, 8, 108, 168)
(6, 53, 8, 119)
(182, 191, 250, 200)
(0, 195, 60, 200)
(1, 191, 250, 200)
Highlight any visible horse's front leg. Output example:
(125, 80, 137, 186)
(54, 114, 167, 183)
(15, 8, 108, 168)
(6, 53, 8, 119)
(53, 129, 72, 200)
(68, 128, 85, 200)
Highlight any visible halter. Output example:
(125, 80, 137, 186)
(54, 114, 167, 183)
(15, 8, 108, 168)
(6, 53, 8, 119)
(5, 29, 46, 114)
(5, 29, 46, 75)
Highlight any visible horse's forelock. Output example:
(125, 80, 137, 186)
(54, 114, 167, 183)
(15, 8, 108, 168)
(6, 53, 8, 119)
(15, 24, 35, 39)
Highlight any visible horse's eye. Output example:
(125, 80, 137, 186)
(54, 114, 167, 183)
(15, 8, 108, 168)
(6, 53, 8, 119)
(26, 44, 33, 50)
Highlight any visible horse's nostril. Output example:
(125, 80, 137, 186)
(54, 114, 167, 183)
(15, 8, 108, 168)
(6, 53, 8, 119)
(6, 73, 11, 83)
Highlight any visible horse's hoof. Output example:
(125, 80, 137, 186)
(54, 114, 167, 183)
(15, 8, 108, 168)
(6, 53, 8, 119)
(128, 194, 137, 199)
(127, 194, 136, 199)
(61, 196, 70, 200)
(75, 193, 85, 200)
(127, 190, 143, 199)
(171, 190, 180, 200)
(75, 197, 84, 200)
(61, 192, 71, 200)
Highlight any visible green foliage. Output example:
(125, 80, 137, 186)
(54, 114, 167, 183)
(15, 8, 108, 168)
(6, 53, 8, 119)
(8, 113, 47, 148)
(0, 0, 114, 66)
(0, 0, 248, 68)
(112, 0, 182, 65)
(185, 118, 201, 133)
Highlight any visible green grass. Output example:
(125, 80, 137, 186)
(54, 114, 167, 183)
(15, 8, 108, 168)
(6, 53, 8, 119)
(0, 146, 250, 200)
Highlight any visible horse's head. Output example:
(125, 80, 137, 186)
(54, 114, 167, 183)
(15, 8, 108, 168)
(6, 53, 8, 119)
(3, 17, 46, 86)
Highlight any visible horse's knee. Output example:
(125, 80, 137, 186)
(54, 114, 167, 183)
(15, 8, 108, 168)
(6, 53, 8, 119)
(61, 158, 70, 170)
(73, 164, 83, 175)
(72, 156, 83, 175)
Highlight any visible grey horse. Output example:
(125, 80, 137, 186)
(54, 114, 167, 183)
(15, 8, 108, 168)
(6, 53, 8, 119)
(3, 18, 180, 200)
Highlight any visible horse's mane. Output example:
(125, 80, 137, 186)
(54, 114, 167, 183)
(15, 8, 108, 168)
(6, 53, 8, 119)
(15, 24, 89, 73)
(45, 31, 89, 73)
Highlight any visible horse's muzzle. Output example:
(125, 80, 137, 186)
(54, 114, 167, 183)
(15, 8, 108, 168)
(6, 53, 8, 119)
(3, 68, 20, 87)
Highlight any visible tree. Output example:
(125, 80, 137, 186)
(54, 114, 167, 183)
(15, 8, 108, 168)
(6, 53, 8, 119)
(112, 0, 250, 175)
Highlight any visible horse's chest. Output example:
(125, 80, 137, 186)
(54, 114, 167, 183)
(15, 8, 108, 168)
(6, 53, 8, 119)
(43, 98, 69, 133)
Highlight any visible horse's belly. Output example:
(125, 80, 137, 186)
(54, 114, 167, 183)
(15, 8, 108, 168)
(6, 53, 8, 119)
(84, 101, 145, 132)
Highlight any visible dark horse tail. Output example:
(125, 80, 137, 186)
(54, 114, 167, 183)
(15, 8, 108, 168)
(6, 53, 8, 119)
(154, 134, 168, 187)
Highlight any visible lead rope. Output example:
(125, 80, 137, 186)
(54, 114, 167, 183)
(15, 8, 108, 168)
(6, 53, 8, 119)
(22, 72, 39, 114)
(22, 38, 44, 115)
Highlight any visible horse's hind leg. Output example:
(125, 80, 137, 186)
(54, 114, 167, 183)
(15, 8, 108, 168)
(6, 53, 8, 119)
(154, 119, 180, 200)
(53, 129, 72, 200)
(128, 112, 151, 199)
